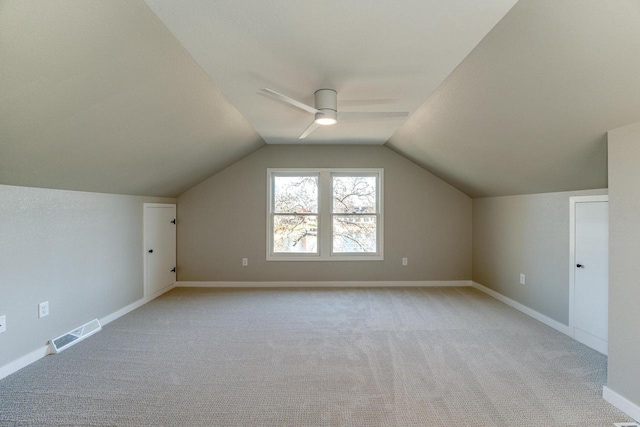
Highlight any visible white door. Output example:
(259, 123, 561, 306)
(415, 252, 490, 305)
(573, 200, 608, 354)
(144, 204, 176, 296)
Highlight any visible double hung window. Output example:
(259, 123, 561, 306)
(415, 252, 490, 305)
(267, 168, 383, 261)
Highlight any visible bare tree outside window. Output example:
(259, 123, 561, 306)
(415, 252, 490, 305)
(332, 176, 377, 253)
(273, 176, 318, 253)
(268, 169, 382, 260)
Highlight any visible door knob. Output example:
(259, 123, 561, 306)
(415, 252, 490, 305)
(148, 249, 153, 253)
(576, 264, 584, 268)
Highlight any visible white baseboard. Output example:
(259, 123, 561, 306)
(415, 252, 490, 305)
(574, 327, 608, 355)
(471, 281, 572, 336)
(604, 386, 640, 422)
(100, 283, 176, 326)
(0, 283, 176, 381)
(0, 345, 50, 381)
(177, 280, 472, 288)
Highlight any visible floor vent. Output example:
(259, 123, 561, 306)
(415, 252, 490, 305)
(50, 319, 102, 354)
(614, 423, 640, 427)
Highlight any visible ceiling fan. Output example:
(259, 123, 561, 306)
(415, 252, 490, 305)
(261, 88, 410, 139)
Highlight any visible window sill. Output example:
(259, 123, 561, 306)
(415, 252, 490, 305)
(267, 255, 383, 262)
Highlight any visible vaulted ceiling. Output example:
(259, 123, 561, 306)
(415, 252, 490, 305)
(388, 0, 640, 197)
(0, 1, 263, 197)
(144, 0, 517, 145)
(1, 0, 639, 198)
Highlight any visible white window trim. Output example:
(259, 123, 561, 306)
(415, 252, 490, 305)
(267, 168, 384, 261)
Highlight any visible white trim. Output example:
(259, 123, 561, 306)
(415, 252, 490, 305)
(266, 256, 384, 262)
(320, 170, 331, 259)
(471, 281, 572, 336)
(568, 195, 608, 349)
(574, 327, 608, 355)
(0, 283, 175, 381)
(100, 283, 175, 326)
(604, 386, 640, 422)
(177, 280, 472, 288)
(569, 198, 575, 336)
(0, 345, 50, 381)
(142, 202, 176, 208)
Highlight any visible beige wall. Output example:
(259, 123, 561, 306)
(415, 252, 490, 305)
(607, 122, 640, 408)
(177, 145, 471, 282)
(0, 185, 174, 368)
(473, 188, 607, 325)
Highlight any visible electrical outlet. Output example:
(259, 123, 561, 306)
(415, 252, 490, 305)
(39, 301, 49, 318)
(402, 257, 408, 266)
(0, 315, 6, 333)
(520, 274, 526, 285)
(242, 258, 248, 267)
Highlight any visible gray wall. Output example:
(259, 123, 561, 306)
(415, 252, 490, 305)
(607, 122, 640, 408)
(177, 145, 471, 282)
(0, 184, 174, 367)
(473, 188, 607, 325)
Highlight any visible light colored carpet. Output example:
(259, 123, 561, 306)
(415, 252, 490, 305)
(0, 287, 631, 426)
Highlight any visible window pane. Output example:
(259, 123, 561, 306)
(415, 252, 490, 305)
(332, 176, 377, 214)
(332, 215, 377, 253)
(273, 215, 318, 253)
(274, 176, 318, 213)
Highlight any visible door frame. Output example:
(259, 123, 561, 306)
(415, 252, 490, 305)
(143, 203, 177, 298)
(568, 194, 608, 343)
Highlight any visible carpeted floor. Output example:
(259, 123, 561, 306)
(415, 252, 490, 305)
(0, 287, 632, 426)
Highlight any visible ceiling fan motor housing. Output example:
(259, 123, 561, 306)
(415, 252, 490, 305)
(314, 89, 337, 124)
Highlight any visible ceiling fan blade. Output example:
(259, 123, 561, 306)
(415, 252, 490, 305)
(299, 121, 321, 139)
(261, 88, 319, 114)
(338, 111, 409, 120)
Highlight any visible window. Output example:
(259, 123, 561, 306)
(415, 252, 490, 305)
(271, 174, 319, 254)
(267, 168, 383, 261)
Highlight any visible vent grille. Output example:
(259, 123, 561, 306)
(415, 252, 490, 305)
(50, 319, 102, 354)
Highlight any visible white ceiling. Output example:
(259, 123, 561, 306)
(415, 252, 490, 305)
(144, 0, 517, 145)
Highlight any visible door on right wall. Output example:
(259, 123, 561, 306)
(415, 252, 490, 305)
(573, 199, 609, 355)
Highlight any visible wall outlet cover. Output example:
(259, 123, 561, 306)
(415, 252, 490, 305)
(520, 273, 526, 285)
(39, 301, 49, 318)
(0, 315, 6, 333)
(242, 258, 248, 267)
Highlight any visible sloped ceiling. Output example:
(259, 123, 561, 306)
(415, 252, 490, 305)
(2, 1, 639, 199)
(388, 0, 640, 197)
(144, 0, 517, 145)
(0, 1, 264, 197)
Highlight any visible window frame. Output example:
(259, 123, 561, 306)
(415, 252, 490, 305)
(267, 168, 384, 261)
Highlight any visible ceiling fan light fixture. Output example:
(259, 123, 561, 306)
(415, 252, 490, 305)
(261, 87, 409, 139)
(314, 109, 337, 125)
(315, 117, 337, 126)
